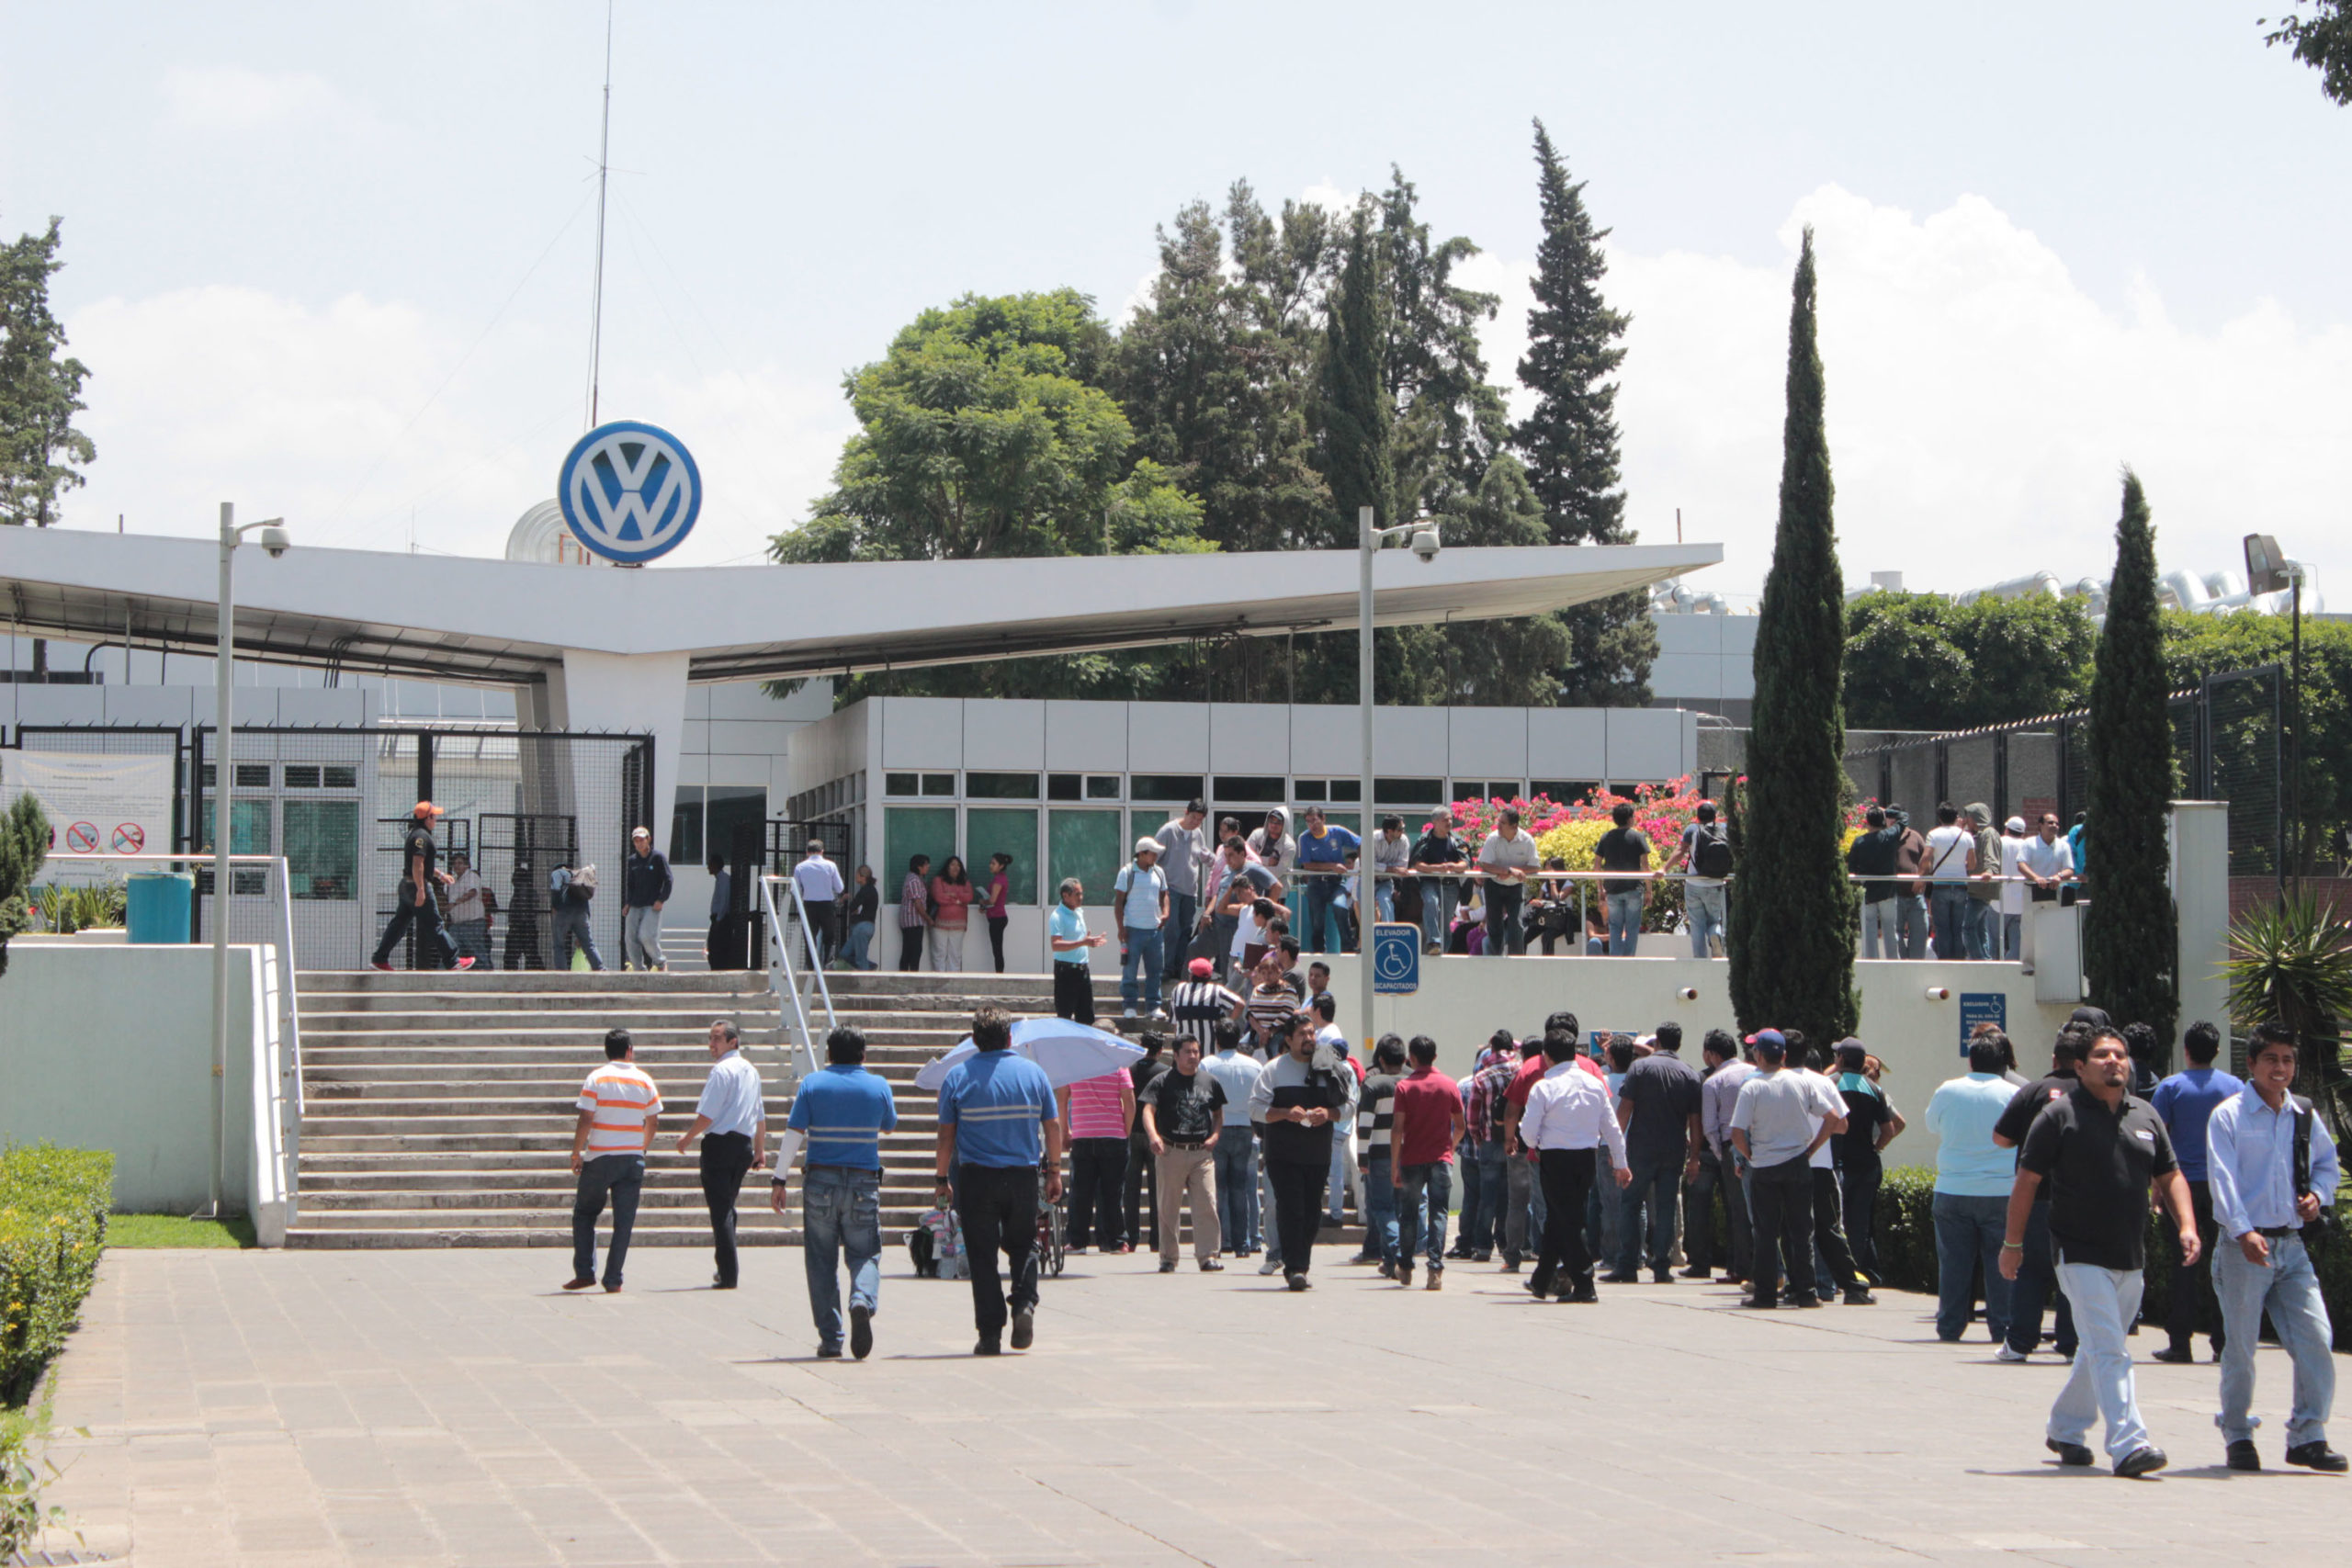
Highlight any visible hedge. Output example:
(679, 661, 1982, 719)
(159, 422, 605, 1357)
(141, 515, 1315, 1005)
(0, 1147, 112, 1407)
(1870, 1165, 2352, 1353)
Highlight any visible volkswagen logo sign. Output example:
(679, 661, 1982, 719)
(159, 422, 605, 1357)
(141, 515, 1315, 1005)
(557, 421, 702, 564)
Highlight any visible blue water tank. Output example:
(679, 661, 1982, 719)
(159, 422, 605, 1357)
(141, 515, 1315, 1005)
(126, 872, 194, 944)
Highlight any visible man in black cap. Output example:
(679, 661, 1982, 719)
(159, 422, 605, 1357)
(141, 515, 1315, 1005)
(1992, 1027, 2086, 1360)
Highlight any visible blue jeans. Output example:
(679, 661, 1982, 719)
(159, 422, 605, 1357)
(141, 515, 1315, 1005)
(1374, 881, 1396, 922)
(1303, 874, 1342, 954)
(1459, 1143, 1506, 1253)
(1418, 881, 1458, 950)
(842, 919, 876, 970)
(2006, 1203, 2078, 1356)
(1931, 1190, 2012, 1342)
(571, 1154, 644, 1288)
(1120, 926, 1164, 1011)
(1615, 1155, 1681, 1274)
(1896, 893, 1928, 958)
(1966, 898, 1996, 961)
(1396, 1162, 1453, 1272)
(1361, 1152, 1398, 1263)
(2001, 912, 2022, 962)
(1606, 889, 1643, 954)
(2050, 1262, 2151, 1463)
(801, 1166, 882, 1352)
(1160, 891, 1197, 980)
(2215, 1233, 2336, 1448)
(1685, 882, 1725, 957)
(1928, 886, 1972, 961)
(1214, 1129, 1259, 1251)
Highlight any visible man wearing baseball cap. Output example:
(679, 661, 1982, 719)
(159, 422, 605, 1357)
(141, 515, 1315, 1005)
(1114, 837, 1171, 1020)
(370, 801, 476, 972)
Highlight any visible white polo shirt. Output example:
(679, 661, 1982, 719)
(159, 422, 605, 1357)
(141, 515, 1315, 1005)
(576, 1062, 662, 1157)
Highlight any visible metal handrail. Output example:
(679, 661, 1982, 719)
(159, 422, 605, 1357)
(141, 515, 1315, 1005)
(780, 871, 839, 1032)
(271, 856, 303, 1218)
(757, 873, 827, 1083)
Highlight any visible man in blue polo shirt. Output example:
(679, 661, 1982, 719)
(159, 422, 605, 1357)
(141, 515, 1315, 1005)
(2147, 1020, 2243, 1365)
(777, 1025, 898, 1360)
(935, 1007, 1065, 1356)
(1294, 806, 1361, 956)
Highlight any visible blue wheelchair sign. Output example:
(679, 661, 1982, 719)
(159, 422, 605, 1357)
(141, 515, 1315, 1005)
(1373, 922, 1421, 995)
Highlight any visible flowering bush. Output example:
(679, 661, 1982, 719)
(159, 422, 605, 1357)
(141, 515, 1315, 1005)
(1414, 779, 1875, 933)
(0, 1146, 110, 1409)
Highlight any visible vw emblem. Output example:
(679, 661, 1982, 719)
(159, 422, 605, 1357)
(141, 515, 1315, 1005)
(557, 420, 702, 563)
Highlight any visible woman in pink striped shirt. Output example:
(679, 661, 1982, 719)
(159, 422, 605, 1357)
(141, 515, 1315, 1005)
(1057, 1066, 1136, 1254)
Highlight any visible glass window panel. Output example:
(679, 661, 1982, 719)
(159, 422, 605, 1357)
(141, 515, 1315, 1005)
(707, 787, 767, 865)
(965, 771, 1040, 800)
(1128, 774, 1203, 803)
(1373, 777, 1443, 805)
(1046, 809, 1121, 907)
(669, 787, 704, 863)
(1047, 773, 1082, 800)
(884, 807, 958, 890)
(1532, 780, 1598, 806)
(1084, 775, 1121, 800)
(283, 764, 322, 789)
(1324, 812, 1362, 836)
(1293, 779, 1326, 802)
(323, 764, 357, 789)
(234, 763, 271, 789)
(1329, 779, 1361, 802)
(921, 773, 957, 796)
(283, 799, 358, 901)
(966, 808, 1039, 904)
(885, 772, 921, 796)
(198, 798, 270, 854)
(1213, 775, 1285, 804)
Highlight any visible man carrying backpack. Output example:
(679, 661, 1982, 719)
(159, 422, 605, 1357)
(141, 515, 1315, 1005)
(549, 861, 605, 972)
(1673, 800, 1734, 959)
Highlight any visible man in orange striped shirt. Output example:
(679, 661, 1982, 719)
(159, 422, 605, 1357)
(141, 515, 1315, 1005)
(567, 1028, 662, 1292)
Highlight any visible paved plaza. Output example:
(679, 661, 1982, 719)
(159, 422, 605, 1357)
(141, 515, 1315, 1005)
(36, 1246, 2349, 1566)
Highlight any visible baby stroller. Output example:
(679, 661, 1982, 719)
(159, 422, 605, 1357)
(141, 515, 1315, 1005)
(1036, 1167, 1068, 1278)
(907, 1204, 967, 1280)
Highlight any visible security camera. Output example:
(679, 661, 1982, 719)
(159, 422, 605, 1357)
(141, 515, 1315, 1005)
(258, 525, 290, 558)
(1409, 527, 1441, 563)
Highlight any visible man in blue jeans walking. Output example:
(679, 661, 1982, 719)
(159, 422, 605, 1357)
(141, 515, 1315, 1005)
(1924, 1034, 2022, 1342)
(565, 1029, 660, 1293)
(780, 1024, 897, 1359)
(1353, 1037, 1405, 1272)
(1200, 1021, 1264, 1253)
(1992, 1030, 2083, 1360)
(1114, 839, 1170, 1019)
(1388, 1035, 1465, 1289)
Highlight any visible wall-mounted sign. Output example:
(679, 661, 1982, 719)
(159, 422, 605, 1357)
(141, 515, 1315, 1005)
(557, 421, 701, 564)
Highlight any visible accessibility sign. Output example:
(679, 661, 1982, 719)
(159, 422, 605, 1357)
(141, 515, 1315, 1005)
(1373, 921, 1421, 995)
(1959, 992, 2007, 1055)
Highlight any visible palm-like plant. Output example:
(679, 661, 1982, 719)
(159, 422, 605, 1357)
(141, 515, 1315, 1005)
(2222, 893, 2352, 1134)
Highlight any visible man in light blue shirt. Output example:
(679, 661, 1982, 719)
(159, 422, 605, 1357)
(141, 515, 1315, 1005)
(778, 1024, 896, 1359)
(2204, 1023, 2343, 1472)
(1114, 840, 1170, 1020)
(677, 1020, 763, 1292)
(1293, 806, 1361, 956)
(2148, 1021, 2244, 1363)
(1925, 1034, 2024, 1343)
(934, 1008, 1065, 1356)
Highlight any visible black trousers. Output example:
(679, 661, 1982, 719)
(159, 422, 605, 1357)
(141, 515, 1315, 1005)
(1747, 1156, 1816, 1305)
(1123, 1133, 1158, 1243)
(698, 1132, 754, 1286)
(2166, 1179, 2226, 1355)
(802, 898, 835, 966)
(988, 915, 1009, 973)
(1266, 1158, 1328, 1276)
(371, 892, 458, 968)
(1053, 961, 1095, 1023)
(1810, 1166, 1861, 1295)
(1067, 1137, 1129, 1249)
(1839, 1152, 1883, 1280)
(956, 1163, 1040, 1340)
(1531, 1147, 1599, 1296)
(897, 924, 924, 971)
(1485, 883, 1527, 955)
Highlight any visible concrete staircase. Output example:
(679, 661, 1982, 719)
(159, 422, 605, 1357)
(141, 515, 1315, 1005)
(287, 968, 1125, 1250)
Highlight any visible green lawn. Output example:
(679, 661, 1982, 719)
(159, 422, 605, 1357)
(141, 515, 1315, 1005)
(107, 1213, 256, 1249)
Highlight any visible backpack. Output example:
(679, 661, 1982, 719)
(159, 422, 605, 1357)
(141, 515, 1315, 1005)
(1690, 824, 1734, 879)
(558, 863, 597, 905)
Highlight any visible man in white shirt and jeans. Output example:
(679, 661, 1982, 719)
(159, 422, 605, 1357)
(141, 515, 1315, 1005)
(1114, 838, 1171, 1019)
(1476, 808, 1541, 957)
(1920, 802, 1977, 962)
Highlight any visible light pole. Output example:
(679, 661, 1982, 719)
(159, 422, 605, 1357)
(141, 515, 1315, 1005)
(1358, 503, 1441, 1053)
(204, 502, 290, 1219)
(2242, 534, 2302, 889)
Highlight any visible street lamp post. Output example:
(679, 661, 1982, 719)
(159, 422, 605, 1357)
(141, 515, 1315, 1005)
(2242, 534, 2303, 890)
(204, 502, 289, 1219)
(1357, 503, 1440, 1054)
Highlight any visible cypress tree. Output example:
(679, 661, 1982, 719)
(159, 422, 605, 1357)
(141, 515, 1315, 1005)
(1728, 230, 1858, 1043)
(1513, 119, 1657, 705)
(1318, 208, 1394, 536)
(2081, 470, 2179, 1043)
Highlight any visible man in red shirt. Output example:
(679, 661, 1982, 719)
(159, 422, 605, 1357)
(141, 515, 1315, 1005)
(1388, 1035, 1467, 1290)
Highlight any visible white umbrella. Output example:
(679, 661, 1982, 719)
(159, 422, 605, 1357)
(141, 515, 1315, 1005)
(912, 1017, 1144, 1092)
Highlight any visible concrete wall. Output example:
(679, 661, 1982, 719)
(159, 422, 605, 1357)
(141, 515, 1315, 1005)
(0, 944, 257, 1213)
(1309, 951, 2074, 1171)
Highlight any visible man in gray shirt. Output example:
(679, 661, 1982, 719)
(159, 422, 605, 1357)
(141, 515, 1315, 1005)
(1153, 798, 1215, 983)
(1730, 1029, 1847, 1309)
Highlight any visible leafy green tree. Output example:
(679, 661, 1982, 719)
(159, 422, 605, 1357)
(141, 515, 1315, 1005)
(0, 217, 94, 529)
(772, 290, 1204, 566)
(2082, 471, 2180, 1044)
(2265, 3, 2352, 103)
(1512, 120, 1657, 706)
(1843, 592, 2098, 730)
(1729, 230, 1858, 1043)
(1372, 167, 1506, 526)
(1316, 208, 1395, 540)
(0, 792, 50, 979)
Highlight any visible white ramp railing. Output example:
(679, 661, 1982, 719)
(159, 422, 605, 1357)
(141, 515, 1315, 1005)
(759, 872, 837, 1084)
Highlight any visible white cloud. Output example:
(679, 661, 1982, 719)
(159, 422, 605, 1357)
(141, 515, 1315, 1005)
(1476, 186, 2352, 604)
(160, 65, 356, 133)
(56, 285, 851, 569)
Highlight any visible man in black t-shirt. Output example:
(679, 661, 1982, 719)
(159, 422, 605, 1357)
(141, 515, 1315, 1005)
(2001, 1029, 2196, 1477)
(369, 801, 475, 972)
(1593, 802, 1650, 956)
(1408, 813, 1470, 954)
(1992, 1029, 2086, 1359)
(1608, 1022, 1702, 1282)
(1139, 1035, 1228, 1273)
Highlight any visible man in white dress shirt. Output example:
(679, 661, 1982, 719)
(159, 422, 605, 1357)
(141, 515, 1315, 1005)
(1519, 1028, 1631, 1303)
(792, 840, 847, 968)
(675, 1020, 765, 1290)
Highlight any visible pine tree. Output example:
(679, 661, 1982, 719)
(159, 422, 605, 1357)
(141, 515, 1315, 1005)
(0, 792, 50, 979)
(0, 216, 96, 528)
(1728, 230, 1857, 1043)
(1513, 121, 1657, 705)
(1317, 209, 1394, 536)
(2081, 470, 2180, 1044)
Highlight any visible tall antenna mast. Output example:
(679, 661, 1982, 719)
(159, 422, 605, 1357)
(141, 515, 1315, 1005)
(584, 0, 615, 429)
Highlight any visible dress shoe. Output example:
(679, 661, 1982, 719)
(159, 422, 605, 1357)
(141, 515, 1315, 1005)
(2113, 1446, 2167, 1478)
(1199, 1258, 1223, 1271)
(1740, 1297, 1777, 1310)
(1792, 1296, 1825, 1309)
(1569, 1279, 1599, 1304)
(974, 1337, 1001, 1356)
(2225, 1439, 2262, 1472)
(1011, 1309, 1035, 1349)
(2285, 1441, 2349, 1472)
(2045, 1438, 2095, 1468)
(1843, 1289, 1876, 1306)
(1600, 1270, 1639, 1284)
(849, 1304, 874, 1360)
(815, 1343, 843, 1359)
(2150, 1346, 2195, 1364)
(561, 1276, 597, 1291)
(1651, 1268, 1673, 1285)
(1159, 1259, 1178, 1273)
(1679, 1266, 1712, 1280)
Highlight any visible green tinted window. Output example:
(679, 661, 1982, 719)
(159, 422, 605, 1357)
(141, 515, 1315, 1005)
(1046, 810, 1121, 906)
(883, 807, 957, 888)
(283, 799, 358, 901)
(965, 808, 1039, 903)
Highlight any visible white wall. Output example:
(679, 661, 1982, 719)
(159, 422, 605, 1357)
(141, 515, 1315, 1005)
(0, 943, 258, 1213)
(1312, 951, 2075, 1171)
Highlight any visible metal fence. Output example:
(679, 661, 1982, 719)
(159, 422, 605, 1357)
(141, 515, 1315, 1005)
(6, 724, 655, 969)
(1848, 664, 2283, 886)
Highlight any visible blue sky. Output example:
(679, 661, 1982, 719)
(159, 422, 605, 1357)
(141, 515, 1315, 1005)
(4, 2, 2346, 603)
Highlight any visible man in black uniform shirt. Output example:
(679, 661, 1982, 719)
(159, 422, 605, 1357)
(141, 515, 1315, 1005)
(1990, 1028, 2084, 1359)
(369, 800, 476, 972)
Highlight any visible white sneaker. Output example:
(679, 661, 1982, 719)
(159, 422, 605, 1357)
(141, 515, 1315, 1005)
(1995, 1343, 2030, 1362)
(1122, 1005, 1137, 1019)
(1258, 1255, 1283, 1276)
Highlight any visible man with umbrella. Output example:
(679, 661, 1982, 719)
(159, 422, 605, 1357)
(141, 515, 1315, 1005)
(933, 1008, 1068, 1356)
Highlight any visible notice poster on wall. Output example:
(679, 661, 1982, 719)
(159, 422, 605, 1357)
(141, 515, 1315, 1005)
(0, 750, 175, 883)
